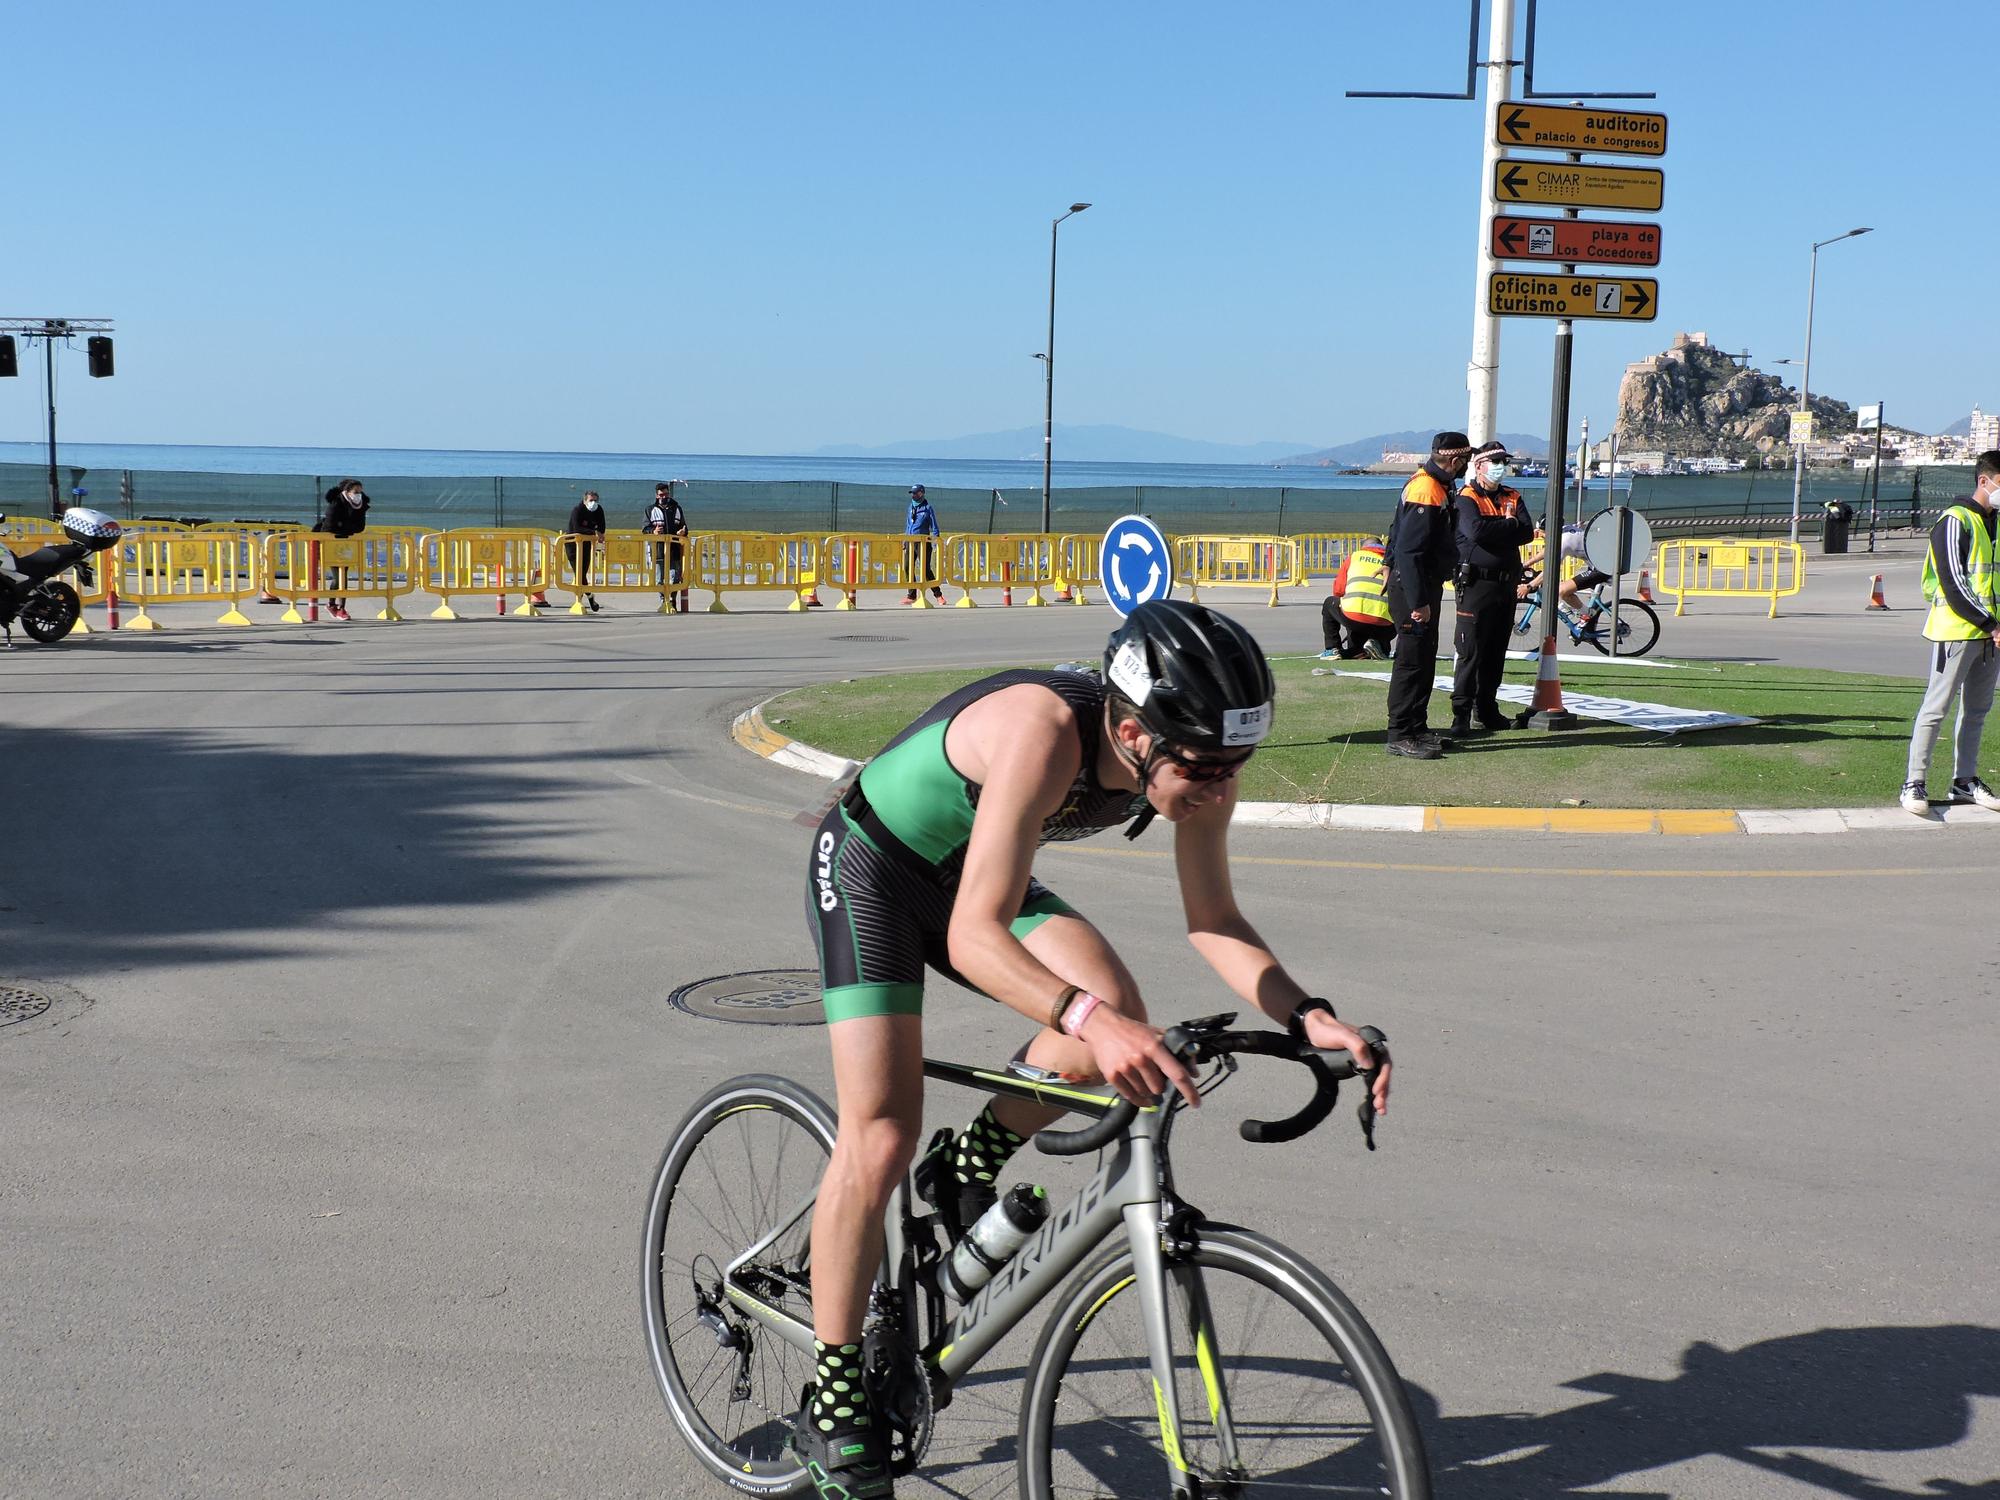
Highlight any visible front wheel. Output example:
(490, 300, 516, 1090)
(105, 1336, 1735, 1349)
(641, 1074, 835, 1495)
(21, 582, 80, 643)
(1584, 597, 1660, 657)
(1018, 1226, 1431, 1499)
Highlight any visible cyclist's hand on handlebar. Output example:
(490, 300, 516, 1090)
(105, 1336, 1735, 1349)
(1299, 1009, 1392, 1119)
(1082, 1007, 1200, 1110)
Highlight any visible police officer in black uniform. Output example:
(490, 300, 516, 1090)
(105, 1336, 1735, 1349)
(1449, 440, 1535, 734)
(1384, 431, 1472, 759)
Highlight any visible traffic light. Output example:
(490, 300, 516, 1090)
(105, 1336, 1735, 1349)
(0, 335, 16, 378)
(87, 336, 114, 377)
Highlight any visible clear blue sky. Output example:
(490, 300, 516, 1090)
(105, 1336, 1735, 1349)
(11, 0, 1993, 454)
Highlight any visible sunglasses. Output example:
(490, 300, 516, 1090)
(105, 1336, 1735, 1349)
(1154, 742, 1253, 783)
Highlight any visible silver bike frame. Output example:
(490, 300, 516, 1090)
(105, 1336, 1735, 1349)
(719, 1060, 1216, 1492)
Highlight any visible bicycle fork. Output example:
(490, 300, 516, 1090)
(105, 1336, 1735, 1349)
(1125, 1204, 1245, 1498)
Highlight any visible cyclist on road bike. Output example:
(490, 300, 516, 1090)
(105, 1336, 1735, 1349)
(796, 599, 1394, 1499)
(1521, 520, 1610, 622)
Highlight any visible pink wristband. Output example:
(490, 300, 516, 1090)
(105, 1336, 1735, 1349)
(1061, 991, 1105, 1038)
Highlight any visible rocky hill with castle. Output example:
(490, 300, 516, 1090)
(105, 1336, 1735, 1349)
(1614, 332, 1858, 457)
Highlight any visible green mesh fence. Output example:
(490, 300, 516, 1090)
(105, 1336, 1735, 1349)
(0, 460, 1972, 539)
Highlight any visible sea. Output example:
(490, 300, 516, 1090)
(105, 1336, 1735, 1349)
(0, 440, 1409, 493)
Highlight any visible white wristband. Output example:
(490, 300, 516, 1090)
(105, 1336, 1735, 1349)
(1061, 992, 1105, 1039)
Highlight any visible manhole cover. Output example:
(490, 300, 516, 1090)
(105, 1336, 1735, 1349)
(830, 634, 906, 643)
(0, 979, 91, 1038)
(669, 969, 825, 1026)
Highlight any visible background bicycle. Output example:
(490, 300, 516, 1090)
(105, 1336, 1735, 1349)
(1513, 581, 1661, 657)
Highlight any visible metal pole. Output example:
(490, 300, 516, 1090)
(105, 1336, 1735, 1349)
(1606, 429, 1619, 512)
(1466, 0, 1517, 444)
(1532, 319, 1577, 728)
(1608, 506, 1624, 655)
(1790, 244, 1819, 544)
(1575, 415, 1589, 517)
(45, 330, 60, 520)
(1866, 404, 1883, 552)
(1042, 220, 1059, 533)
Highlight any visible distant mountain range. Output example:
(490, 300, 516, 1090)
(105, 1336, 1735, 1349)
(1274, 429, 1548, 467)
(812, 425, 1310, 466)
(813, 423, 1546, 466)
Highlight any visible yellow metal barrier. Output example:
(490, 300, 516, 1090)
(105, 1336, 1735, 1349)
(821, 533, 961, 610)
(260, 530, 419, 622)
(551, 530, 682, 614)
(688, 532, 822, 612)
(941, 533, 1060, 607)
(106, 529, 263, 629)
(1053, 533, 1099, 605)
(1174, 536, 1304, 607)
(420, 528, 558, 618)
(1290, 532, 1380, 582)
(1655, 538, 1805, 619)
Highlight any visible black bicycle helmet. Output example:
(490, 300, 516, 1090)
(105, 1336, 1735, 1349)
(1103, 599, 1275, 751)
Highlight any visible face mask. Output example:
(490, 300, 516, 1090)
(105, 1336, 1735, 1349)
(584, 500, 598, 510)
(1488, 464, 1511, 483)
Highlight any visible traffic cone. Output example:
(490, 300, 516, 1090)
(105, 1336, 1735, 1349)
(1866, 574, 1888, 610)
(1635, 567, 1653, 603)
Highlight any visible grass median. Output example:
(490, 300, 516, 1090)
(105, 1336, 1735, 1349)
(760, 656, 1945, 810)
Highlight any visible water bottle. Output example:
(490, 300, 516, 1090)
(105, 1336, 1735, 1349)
(945, 1184, 1048, 1300)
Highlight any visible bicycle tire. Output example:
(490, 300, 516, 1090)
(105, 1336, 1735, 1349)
(1584, 597, 1660, 657)
(641, 1074, 836, 1496)
(1017, 1225, 1430, 1499)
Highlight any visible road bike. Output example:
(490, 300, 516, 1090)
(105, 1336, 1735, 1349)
(1513, 580, 1661, 657)
(642, 1011, 1431, 1498)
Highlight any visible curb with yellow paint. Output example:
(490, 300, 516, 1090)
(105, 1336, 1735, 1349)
(732, 701, 2000, 837)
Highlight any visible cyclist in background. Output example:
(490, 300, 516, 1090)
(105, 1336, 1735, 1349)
(797, 600, 1394, 1500)
(1521, 520, 1610, 623)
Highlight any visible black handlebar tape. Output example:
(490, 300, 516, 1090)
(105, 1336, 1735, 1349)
(1033, 1098, 1138, 1157)
(1240, 1051, 1342, 1143)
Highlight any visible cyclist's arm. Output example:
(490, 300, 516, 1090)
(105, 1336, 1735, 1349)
(945, 701, 1088, 1019)
(1175, 795, 1387, 1104)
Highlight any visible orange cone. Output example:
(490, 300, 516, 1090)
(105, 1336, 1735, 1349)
(1866, 574, 1888, 611)
(1636, 567, 1653, 603)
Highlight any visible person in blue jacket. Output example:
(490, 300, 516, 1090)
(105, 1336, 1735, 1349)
(903, 484, 946, 606)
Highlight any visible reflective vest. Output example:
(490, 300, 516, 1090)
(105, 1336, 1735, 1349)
(1921, 503, 1999, 641)
(1339, 545, 1392, 624)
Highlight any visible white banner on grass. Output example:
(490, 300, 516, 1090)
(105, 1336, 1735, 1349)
(1321, 670, 1759, 735)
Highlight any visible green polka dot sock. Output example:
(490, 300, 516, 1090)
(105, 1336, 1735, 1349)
(951, 1105, 1026, 1191)
(810, 1340, 869, 1432)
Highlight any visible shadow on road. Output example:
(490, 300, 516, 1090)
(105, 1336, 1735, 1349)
(0, 722, 646, 970)
(1423, 1324, 2000, 1498)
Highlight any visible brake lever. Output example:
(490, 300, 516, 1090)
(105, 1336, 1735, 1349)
(1352, 1026, 1388, 1151)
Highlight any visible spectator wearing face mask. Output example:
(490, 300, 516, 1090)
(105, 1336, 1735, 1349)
(1449, 441, 1534, 735)
(566, 490, 608, 612)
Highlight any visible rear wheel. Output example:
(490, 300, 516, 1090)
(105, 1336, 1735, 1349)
(1584, 596, 1660, 657)
(21, 582, 80, 643)
(1019, 1227, 1431, 1498)
(642, 1075, 834, 1495)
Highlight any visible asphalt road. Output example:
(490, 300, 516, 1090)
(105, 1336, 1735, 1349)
(2, 559, 1994, 1498)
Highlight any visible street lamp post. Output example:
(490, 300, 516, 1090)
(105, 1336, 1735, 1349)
(1788, 227, 1872, 543)
(1041, 202, 1091, 534)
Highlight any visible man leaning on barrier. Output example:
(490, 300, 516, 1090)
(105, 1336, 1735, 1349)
(566, 490, 608, 613)
(1899, 449, 2000, 817)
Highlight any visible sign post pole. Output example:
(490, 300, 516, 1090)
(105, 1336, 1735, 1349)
(1467, 0, 1517, 445)
(1532, 317, 1577, 729)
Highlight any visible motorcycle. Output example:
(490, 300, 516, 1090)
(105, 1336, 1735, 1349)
(0, 507, 123, 646)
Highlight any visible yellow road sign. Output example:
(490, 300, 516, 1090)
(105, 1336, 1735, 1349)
(1487, 273, 1658, 322)
(1496, 104, 1668, 157)
(1494, 160, 1663, 212)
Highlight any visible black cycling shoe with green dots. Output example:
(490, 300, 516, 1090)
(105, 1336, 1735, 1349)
(790, 1344, 894, 1500)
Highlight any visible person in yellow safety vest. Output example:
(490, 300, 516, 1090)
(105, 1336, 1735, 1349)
(1318, 539, 1395, 660)
(1900, 449, 2000, 816)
